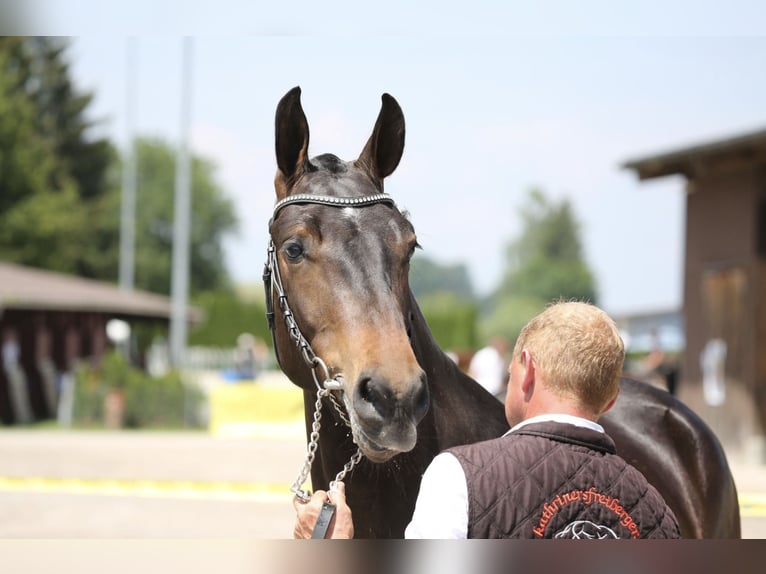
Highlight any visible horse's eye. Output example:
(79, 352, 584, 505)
(283, 242, 304, 261)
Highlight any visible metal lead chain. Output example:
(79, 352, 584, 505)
(291, 388, 327, 503)
(290, 387, 362, 503)
(330, 448, 363, 489)
(328, 391, 352, 427)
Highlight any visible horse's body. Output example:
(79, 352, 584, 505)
(267, 87, 740, 538)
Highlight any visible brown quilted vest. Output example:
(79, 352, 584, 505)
(447, 421, 681, 539)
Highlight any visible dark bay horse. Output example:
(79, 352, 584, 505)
(264, 86, 740, 538)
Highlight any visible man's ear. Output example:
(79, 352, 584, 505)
(602, 388, 619, 415)
(520, 350, 535, 395)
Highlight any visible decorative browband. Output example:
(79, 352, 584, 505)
(272, 193, 397, 220)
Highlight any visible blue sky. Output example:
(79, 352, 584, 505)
(13, 2, 766, 315)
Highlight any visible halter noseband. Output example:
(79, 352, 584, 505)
(262, 193, 398, 502)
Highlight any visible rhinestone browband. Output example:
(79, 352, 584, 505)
(272, 193, 397, 220)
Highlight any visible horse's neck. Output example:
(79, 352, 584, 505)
(407, 295, 509, 449)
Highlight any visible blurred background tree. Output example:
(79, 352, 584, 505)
(479, 188, 598, 343)
(0, 37, 101, 273)
(93, 137, 238, 295)
(410, 256, 474, 301)
(409, 255, 478, 351)
(188, 288, 270, 348)
(0, 38, 237, 297)
(22, 37, 112, 202)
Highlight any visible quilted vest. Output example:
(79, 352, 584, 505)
(448, 421, 680, 539)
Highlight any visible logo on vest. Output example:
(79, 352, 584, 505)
(532, 486, 640, 539)
(554, 520, 617, 539)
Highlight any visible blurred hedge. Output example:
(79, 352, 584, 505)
(418, 292, 478, 352)
(188, 289, 271, 349)
(74, 352, 204, 429)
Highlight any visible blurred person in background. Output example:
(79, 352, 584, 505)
(468, 336, 508, 399)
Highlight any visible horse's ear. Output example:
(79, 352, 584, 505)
(274, 86, 310, 199)
(357, 93, 405, 187)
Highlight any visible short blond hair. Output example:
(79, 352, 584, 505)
(513, 301, 625, 413)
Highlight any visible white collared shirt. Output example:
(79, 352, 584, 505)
(403, 414, 605, 539)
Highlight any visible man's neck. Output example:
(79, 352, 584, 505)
(508, 413, 605, 434)
(525, 396, 599, 422)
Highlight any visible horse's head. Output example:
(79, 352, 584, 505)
(267, 87, 429, 463)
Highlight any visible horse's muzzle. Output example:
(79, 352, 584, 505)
(349, 370, 429, 460)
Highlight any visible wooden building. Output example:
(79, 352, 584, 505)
(0, 262, 195, 425)
(623, 128, 766, 457)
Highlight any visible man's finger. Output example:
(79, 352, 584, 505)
(328, 481, 346, 504)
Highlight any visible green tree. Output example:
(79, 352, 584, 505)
(0, 38, 54, 213)
(0, 37, 116, 276)
(481, 188, 598, 343)
(188, 290, 271, 348)
(418, 292, 478, 351)
(85, 138, 239, 295)
(497, 188, 597, 303)
(23, 37, 113, 202)
(408, 254, 478, 351)
(410, 255, 475, 300)
(0, 37, 238, 292)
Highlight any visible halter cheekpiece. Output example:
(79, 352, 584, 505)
(263, 193, 397, 502)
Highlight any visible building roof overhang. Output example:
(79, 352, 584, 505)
(0, 262, 202, 323)
(623, 127, 766, 181)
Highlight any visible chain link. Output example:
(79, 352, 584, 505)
(290, 386, 363, 502)
(331, 448, 363, 489)
(290, 388, 327, 502)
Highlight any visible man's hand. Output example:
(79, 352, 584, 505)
(293, 481, 354, 539)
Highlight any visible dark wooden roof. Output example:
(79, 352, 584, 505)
(0, 262, 200, 321)
(623, 127, 766, 180)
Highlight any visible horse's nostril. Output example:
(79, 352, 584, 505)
(356, 374, 429, 425)
(412, 377, 430, 423)
(358, 377, 395, 420)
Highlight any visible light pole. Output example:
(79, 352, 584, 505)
(118, 36, 137, 291)
(169, 37, 194, 368)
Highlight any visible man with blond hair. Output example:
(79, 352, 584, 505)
(294, 301, 680, 539)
